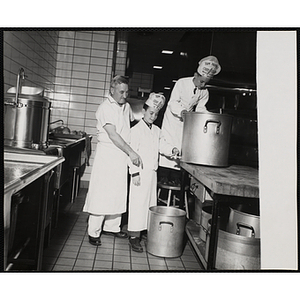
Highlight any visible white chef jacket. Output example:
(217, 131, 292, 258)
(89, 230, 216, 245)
(128, 119, 160, 231)
(83, 95, 134, 215)
(159, 77, 209, 169)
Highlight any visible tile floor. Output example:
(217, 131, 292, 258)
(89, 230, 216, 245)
(42, 188, 204, 272)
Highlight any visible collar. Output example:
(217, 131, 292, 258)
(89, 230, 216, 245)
(107, 95, 125, 107)
(142, 118, 152, 129)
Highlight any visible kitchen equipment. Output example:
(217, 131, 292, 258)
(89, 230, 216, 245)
(181, 112, 233, 167)
(227, 204, 260, 238)
(199, 205, 213, 241)
(192, 196, 202, 225)
(190, 177, 213, 225)
(4, 87, 51, 149)
(205, 219, 260, 270)
(147, 206, 186, 258)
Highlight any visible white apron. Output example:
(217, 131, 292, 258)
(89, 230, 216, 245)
(128, 120, 160, 231)
(159, 77, 209, 170)
(83, 96, 133, 215)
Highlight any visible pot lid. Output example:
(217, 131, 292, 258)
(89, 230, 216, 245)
(4, 93, 50, 106)
(7, 86, 44, 96)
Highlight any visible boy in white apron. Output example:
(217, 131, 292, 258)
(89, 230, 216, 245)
(127, 93, 166, 252)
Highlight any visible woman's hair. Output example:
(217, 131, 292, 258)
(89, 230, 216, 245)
(110, 75, 129, 89)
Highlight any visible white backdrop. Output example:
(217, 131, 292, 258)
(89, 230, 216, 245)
(257, 31, 297, 269)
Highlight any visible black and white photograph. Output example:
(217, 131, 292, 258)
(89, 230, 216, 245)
(1, 3, 299, 298)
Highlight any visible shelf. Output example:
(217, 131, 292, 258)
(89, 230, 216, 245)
(185, 220, 207, 270)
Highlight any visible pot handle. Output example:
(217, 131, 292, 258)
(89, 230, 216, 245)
(158, 221, 174, 233)
(190, 182, 198, 194)
(203, 119, 221, 134)
(236, 222, 255, 237)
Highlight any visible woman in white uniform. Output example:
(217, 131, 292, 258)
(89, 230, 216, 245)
(83, 75, 143, 246)
(159, 56, 221, 183)
(127, 93, 165, 252)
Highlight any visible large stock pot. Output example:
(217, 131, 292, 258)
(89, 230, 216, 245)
(147, 206, 186, 258)
(205, 219, 260, 270)
(181, 112, 233, 167)
(4, 87, 51, 150)
(227, 204, 260, 238)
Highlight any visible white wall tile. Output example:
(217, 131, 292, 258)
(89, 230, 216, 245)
(70, 94, 87, 103)
(75, 39, 92, 49)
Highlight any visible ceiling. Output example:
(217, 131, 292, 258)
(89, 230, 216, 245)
(124, 29, 257, 98)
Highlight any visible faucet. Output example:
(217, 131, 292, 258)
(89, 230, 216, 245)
(15, 68, 26, 104)
(50, 119, 64, 125)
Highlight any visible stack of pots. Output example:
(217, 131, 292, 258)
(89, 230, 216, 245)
(203, 204, 261, 270)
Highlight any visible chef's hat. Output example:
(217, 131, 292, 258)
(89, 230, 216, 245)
(197, 56, 221, 79)
(145, 93, 165, 110)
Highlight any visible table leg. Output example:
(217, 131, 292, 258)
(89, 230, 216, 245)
(207, 193, 220, 270)
(36, 170, 54, 270)
(179, 168, 187, 210)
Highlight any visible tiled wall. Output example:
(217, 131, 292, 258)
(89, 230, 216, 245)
(52, 30, 117, 186)
(3, 30, 59, 97)
(3, 29, 128, 187)
(129, 72, 154, 98)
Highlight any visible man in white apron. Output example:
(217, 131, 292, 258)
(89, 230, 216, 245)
(127, 93, 165, 252)
(159, 56, 221, 184)
(83, 76, 143, 246)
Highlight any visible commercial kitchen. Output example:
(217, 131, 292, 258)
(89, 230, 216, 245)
(3, 29, 297, 272)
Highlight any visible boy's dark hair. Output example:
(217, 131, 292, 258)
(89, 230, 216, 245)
(143, 103, 149, 110)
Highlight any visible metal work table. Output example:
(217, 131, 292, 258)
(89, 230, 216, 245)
(180, 162, 259, 270)
(4, 151, 64, 270)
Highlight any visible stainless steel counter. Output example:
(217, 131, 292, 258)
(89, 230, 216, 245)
(4, 151, 65, 270)
(4, 151, 65, 195)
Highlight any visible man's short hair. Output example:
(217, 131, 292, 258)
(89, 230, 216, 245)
(110, 75, 129, 89)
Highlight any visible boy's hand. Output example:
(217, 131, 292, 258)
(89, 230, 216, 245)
(132, 175, 141, 186)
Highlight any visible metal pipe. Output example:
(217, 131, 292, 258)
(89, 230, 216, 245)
(50, 119, 64, 125)
(15, 68, 26, 105)
(207, 84, 256, 93)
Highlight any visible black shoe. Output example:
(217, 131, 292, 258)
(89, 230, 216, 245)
(129, 237, 143, 253)
(88, 235, 101, 246)
(141, 233, 147, 241)
(102, 231, 128, 239)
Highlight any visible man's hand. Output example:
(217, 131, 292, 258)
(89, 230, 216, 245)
(180, 109, 188, 121)
(170, 147, 180, 159)
(129, 151, 143, 169)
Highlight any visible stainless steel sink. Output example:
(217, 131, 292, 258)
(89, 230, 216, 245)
(4, 151, 64, 193)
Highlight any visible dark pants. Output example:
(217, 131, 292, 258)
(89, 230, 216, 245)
(128, 230, 147, 238)
(158, 167, 181, 182)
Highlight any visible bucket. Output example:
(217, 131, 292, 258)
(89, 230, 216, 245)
(147, 206, 186, 258)
(205, 219, 260, 270)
